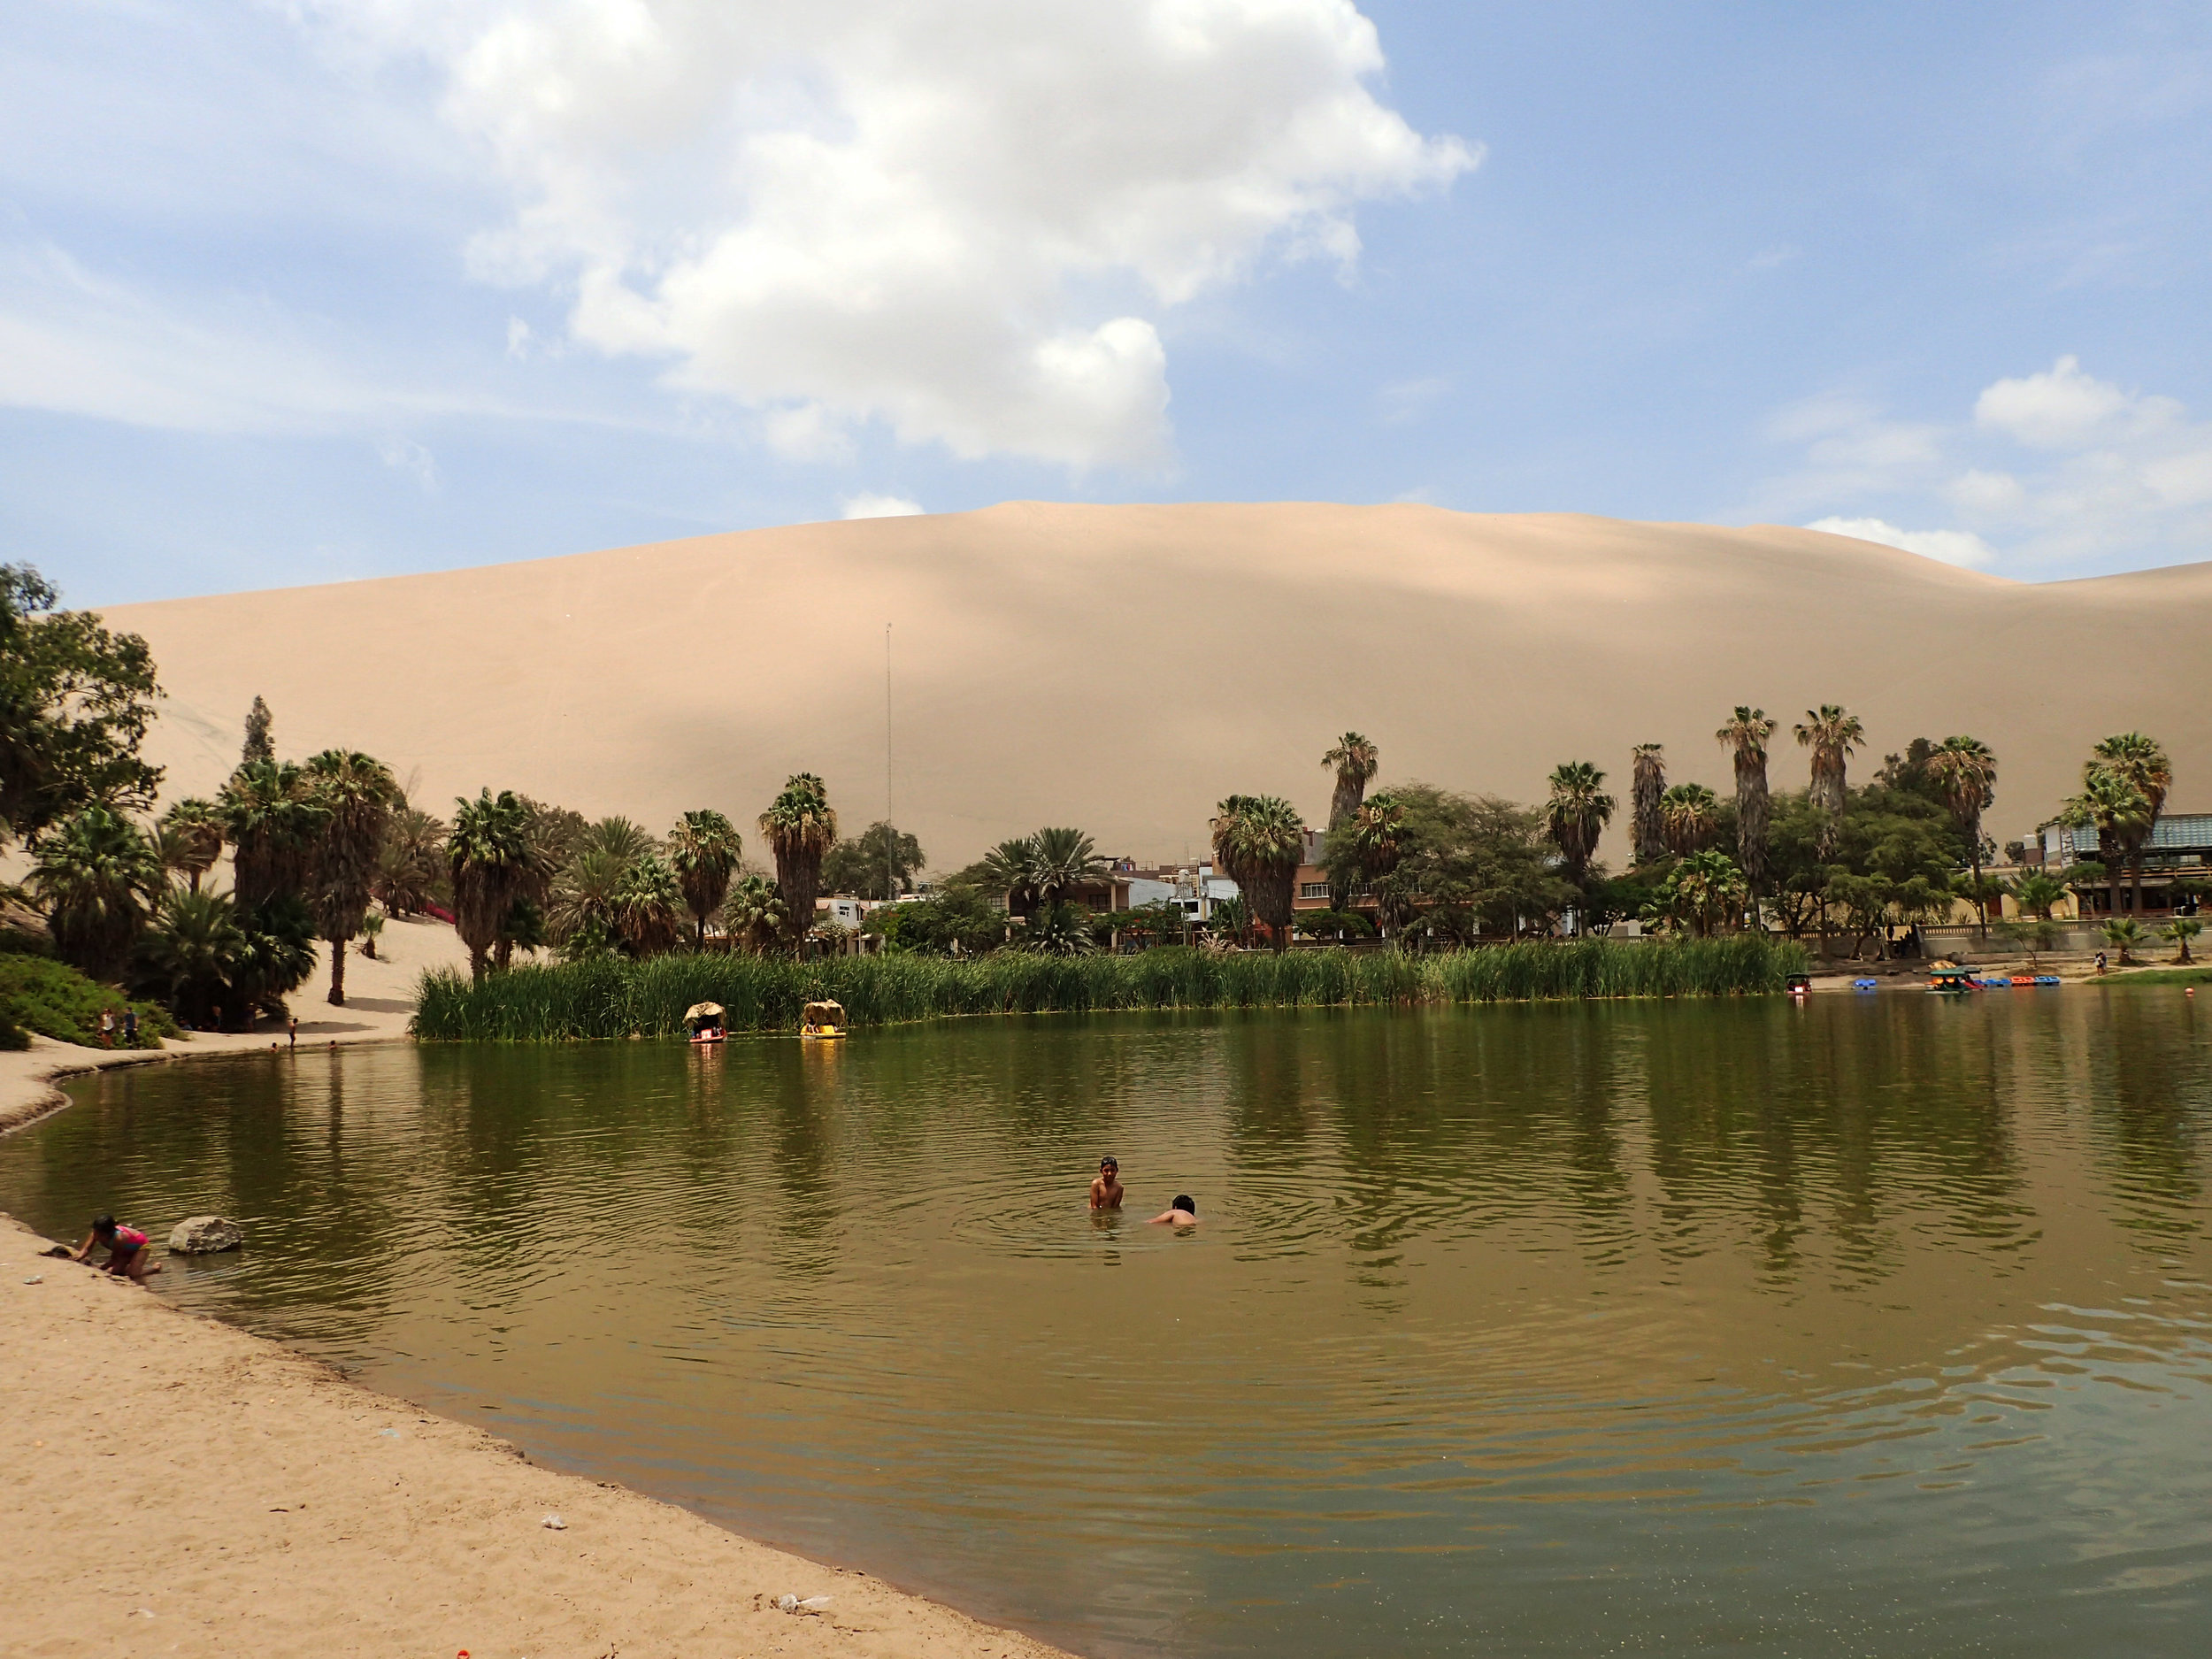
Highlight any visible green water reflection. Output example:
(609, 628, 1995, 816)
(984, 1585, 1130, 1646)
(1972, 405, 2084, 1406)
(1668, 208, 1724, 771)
(4, 990, 2209, 1656)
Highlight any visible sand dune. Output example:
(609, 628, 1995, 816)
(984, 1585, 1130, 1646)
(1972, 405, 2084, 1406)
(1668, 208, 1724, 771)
(106, 504, 2211, 867)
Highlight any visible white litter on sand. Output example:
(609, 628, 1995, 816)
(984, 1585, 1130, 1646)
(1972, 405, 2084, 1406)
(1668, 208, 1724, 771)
(541, 1514, 566, 1530)
(778, 1594, 833, 1613)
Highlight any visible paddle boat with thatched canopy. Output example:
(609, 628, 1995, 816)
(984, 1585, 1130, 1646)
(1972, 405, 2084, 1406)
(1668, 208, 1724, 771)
(800, 1000, 848, 1041)
(685, 1002, 726, 1044)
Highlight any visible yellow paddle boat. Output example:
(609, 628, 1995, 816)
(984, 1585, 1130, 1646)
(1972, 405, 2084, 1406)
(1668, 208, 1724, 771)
(799, 999, 849, 1041)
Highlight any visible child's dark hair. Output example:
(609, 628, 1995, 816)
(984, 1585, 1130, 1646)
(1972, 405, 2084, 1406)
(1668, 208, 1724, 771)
(1171, 1195, 1195, 1215)
(91, 1213, 116, 1234)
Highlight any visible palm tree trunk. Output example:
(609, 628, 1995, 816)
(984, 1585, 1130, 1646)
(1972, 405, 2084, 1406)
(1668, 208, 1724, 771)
(2133, 849, 2146, 918)
(327, 933, 347, 1005)
(470, 945, 488, 983)
(1973, 850, 1986, 940)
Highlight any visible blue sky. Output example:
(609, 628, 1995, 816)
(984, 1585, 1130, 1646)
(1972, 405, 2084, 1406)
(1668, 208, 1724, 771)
(4, 0, 2209, 605)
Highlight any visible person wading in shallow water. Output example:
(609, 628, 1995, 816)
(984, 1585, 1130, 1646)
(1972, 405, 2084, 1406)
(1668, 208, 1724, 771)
(71, 1215, 161, 1283)
(1090, 1157, 1125, 1210)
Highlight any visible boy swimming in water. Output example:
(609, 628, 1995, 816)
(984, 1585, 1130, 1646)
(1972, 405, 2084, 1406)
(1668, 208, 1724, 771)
(1148, 1194, 1199, 1225)
(1089, 1156, 1124, 1210)
(71, 1214, 161, 1282)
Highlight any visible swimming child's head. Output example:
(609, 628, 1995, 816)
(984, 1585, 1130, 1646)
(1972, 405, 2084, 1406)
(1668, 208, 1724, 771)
(90, 1213, 116, 1237)
(1171, 1195, 1195, 1215)
(1100, 1156, 1118, 1176)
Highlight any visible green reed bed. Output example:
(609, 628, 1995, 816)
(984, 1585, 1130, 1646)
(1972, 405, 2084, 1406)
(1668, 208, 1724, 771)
(412, 937, 1809, 1042)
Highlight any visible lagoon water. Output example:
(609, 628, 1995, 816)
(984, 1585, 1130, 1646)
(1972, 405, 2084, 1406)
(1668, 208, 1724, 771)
(4, 992, 2209, 1656)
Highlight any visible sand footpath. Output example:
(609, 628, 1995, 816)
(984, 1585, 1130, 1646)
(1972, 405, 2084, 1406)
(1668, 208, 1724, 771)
(0, 1217, 1073, 1658)
(0, 914, 1077, 1659)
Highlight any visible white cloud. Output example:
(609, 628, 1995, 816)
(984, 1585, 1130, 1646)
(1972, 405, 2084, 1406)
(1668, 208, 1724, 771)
(1762, 356, 2212, 574)
(1973, 354, 2135, 448)
(294, 0, 1476, 469)
(376, 436, 439, 491)
(1803, 517, 1997, 569)
(841, 493, 924, 518)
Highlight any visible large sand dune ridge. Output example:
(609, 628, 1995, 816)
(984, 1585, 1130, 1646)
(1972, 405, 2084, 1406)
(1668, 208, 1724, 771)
(107, 503, 2212, 867)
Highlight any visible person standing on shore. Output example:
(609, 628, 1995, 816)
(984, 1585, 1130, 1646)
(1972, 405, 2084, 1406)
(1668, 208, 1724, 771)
(98, 1008, 115, 1048)
(70, 1215, 161, 1283)
(1090, 1157, 1124, 1210)
(288, 1016, 298, 1048)
(121, 1007, 138, 1047)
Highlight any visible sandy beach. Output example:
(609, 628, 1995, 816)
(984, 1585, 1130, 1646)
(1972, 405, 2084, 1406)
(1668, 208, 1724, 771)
(0, 917, 1076, 1659)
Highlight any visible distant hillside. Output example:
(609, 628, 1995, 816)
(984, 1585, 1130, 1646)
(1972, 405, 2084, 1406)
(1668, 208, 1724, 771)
(105, 504, 2212, 868)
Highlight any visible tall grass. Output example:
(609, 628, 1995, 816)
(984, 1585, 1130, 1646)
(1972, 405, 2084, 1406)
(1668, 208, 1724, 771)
(413, 937, 1809, 1042)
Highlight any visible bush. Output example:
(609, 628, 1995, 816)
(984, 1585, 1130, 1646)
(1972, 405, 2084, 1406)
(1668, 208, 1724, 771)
(413, 936, 1809, 1041)
(0, 953, 176, 1048)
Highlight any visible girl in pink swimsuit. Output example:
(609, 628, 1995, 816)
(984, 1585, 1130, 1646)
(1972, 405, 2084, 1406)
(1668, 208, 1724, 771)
(72, 1214, 160, 1282)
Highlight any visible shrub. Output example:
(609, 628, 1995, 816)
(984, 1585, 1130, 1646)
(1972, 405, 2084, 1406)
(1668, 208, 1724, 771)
(0, 953, 176, 1048)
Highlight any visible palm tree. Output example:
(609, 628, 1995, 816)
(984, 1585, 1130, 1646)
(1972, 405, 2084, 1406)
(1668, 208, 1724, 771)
(722, 872, 788, 955)
(1660, 783, 1719, 856)
(448, 788, 533, 981)
(2063, 764, 2152, 925)
(1716, 707, 1778, 911)
(1031, 826, 1107, 910)
(1211, 795, 1305, 952)
(668, 810, 742, 949)
(1926, 736, 1999, 938)
(303, 749, 400, 1005)
(1630, 744, 1666, 864)
(2008, 872, 2066, 921)
(374, 806, 447, 916)
(2163, 916, 2200, 964)
(30, 803, 164, 980)
(1659, 849, 1748, 938)
(1321, 733, 1379, 909)
(982, 836, 1042, 919)
(218, 759, 330, 911)
(2092, 733, 2172, 916)
(758, 774, 837, 944)
(612, 852, 685, 957)
(2101, 917, 2144, 965)
(1793, 704, 1865, 852)
(132, 887, 246, 1028)
(1544, 761, 1616, 927)
(155, 798, 223, 893)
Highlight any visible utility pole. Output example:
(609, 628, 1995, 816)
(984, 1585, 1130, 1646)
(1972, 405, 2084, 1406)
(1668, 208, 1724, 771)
(884, 622, 895, 910)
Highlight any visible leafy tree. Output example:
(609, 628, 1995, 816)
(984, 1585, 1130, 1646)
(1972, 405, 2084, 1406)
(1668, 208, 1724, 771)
(820, 819, 922, 902)
(1793, 704, 1865, 855)
(1717, 706, 1778, 904)
(304, 749, 401, 1005)
(1925, 735, 1998, 936)
(448, 788, 534, 981)
(1321, 732, 1380, 909)
(227, 895, 319, 1021)
(1207, 892, 1253, 944)
(1321, 791, 1406, 926)
(1292, 908, 1375, 939)
(218, 759, 330, 910)
(1994, 916, 2061, 970)
(758, 774, 837, 943)
(874, 886, 1005, 956)
(548, 843, 629, 946)
(1629, 743, 1667, 864)
(155, 798, 223, 893)
(0, 565, 162, 841)
(1211, 795, 1305, 951)
(1660, 782, 1719, 856)
(1543, 760, 1615, 919)
(241, 695, 273, 764)
(1362, 785, 1569, 941)
(669, 810, 744, 946)
(29, 803, 165, 980)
